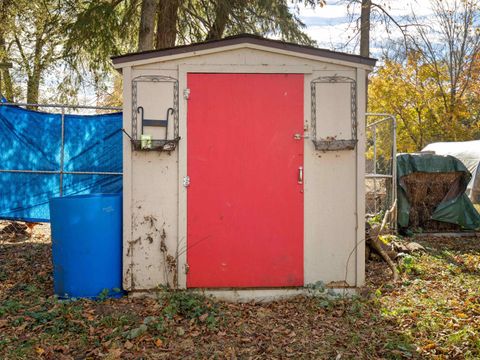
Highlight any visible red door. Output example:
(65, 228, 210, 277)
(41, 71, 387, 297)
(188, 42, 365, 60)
(187, 73, 304, 288)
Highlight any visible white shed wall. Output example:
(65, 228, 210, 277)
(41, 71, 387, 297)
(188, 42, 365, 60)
(120, 46, 367, 292)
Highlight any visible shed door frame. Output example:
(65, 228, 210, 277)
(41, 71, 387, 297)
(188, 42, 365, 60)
(176, 65, 312, 289)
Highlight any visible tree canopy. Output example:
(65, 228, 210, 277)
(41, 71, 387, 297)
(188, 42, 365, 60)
(0, 0, 324, 104)
(368, 0, 480, 152)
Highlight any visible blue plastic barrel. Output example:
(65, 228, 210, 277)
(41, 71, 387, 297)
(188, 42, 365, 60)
(49, 194, 123, 299)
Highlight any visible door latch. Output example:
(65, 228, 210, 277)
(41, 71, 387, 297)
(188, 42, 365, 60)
(294, 133, 309, 140)
(183, 176, 190, 187)
(298, 166, 303, 184)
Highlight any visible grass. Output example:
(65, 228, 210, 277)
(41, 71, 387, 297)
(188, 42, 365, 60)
(0, 227, 479, 358)
(369, 235, 480, 359)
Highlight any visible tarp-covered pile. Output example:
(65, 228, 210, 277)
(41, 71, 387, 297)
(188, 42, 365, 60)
(0, 105, 122, 222)
(397, 153, 480, 231)
(423, 140, 480, 203)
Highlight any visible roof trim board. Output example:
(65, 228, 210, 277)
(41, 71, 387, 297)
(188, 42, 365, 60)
(112, 34, 377, 68)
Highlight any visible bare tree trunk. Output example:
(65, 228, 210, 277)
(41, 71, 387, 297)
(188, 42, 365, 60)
(0, 0, 13, 100)
(26, 68, 41, 105)
(367, 201, 399, 282)
(0, 37, 14, 101)
(138, 0, 158, 51)
(360, 0, 372, 58)
(25, 31, 49, 105)
(205, 0, 233, 41)
(2, 69, 14, 101)
(359, 0, 372, 112)
(156, 0, 179, 49)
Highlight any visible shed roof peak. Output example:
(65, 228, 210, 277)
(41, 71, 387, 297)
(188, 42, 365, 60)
(111, 33, 377, 67)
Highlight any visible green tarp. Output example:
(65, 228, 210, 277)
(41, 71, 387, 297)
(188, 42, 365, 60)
(397, 153, 480, 230)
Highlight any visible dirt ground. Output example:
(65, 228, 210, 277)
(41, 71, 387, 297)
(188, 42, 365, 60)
(1, 222, 479, 359)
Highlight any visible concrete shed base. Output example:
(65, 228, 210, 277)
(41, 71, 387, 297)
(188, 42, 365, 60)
(128, 287, 359, 303)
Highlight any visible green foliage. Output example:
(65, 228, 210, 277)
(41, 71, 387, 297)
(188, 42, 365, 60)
(306, 281, 342, 308)
(177, 0, 317, 46)
(1, 0, 82, 103)
(64, 0, 139, 75)
(160, 290, 219, 328)
(384, 338, 416, 359)
(347, 297, 368, 318)
(367, 211, 385, 226)
(0, 299, 23, 316)
(2, 0, 322, 104)
(368, 51, 477, 152)
(124, 324, 148, 339)
(380, 234, 400, 245)
(399, 254, 422, 275)
(369, 0, 480, 154)
(97, 289, 111, 301)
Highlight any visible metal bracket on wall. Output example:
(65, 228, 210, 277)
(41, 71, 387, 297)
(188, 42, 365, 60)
(138, 106, 174, 140)
(310, 75, 358, 151)
(131, 75, 180, 151)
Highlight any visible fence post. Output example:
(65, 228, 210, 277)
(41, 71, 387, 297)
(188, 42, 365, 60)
(392, 115, 397, 230)
(373, 124, 377, 213)
(59, 108, 65, 196)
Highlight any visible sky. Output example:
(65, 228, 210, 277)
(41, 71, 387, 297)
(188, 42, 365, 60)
(297, 0, 435, 58)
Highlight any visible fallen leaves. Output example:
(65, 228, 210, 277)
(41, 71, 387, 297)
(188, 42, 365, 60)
(105, 347, 122, 360)
(370, 235, 480, 359)
(198, 312, 208, 322)
(422, 342, 436, 351)
(2, 226, 480, 359)
(154, 338, 163, 347)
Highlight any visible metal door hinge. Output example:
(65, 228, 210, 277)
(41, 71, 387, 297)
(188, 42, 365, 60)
(183, 88, 190, 100)
(184, 263, 190, 274)
(183, 176, 190, 187)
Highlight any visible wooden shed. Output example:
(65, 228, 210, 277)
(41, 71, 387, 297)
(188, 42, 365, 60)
(112, 35, 376, 300)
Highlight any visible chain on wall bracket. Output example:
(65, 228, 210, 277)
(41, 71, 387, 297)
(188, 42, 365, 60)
(310, 75, 357, 151)
(131, 75, 180, 151)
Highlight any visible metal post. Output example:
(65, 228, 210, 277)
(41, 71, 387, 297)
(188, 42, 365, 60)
(392, 115, 397, 231)
(59, 108, 65, 196)
(373, 124, 377, 175)
(373, 124, 377, 213)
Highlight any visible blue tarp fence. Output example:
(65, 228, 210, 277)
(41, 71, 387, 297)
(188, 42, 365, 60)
(0, 104, 123, 222)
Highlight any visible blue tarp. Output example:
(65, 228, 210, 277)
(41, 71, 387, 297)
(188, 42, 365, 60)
(0, 105, 122, 222)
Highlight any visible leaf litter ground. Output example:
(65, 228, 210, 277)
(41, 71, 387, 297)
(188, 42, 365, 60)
(1, 223, 479, 359)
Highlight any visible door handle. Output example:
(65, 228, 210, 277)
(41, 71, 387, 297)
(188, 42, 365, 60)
(298, 166, 303, 184)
